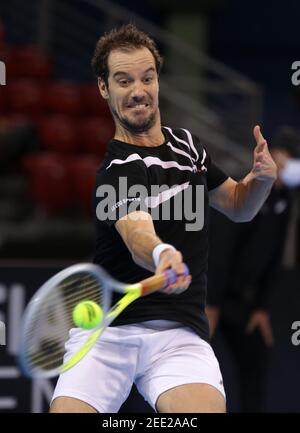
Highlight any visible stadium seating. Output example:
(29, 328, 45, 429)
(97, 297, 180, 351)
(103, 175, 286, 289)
(65, 155, 102, 213)
(0, 85, 8, 114)
(80, 83, 111, 117)
(8, 79, 44, 115)
(44, 81, 82, 115)
(38, 115, 81, 154)
(1, 36, 114, 214)
(7, 45, 53, 80)
(0, 19, 5, 50)
(79, 116, 114, 157)
(22, 153, 72, 214)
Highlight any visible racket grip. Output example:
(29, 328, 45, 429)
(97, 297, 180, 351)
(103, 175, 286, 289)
(140, 264, 190, 296)
(164, 264, 190, 287)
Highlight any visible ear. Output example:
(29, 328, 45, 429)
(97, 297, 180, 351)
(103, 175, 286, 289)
(98, 78, 109, 100)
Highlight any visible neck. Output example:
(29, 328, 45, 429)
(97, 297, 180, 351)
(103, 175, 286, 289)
(114, 115, 164, 147)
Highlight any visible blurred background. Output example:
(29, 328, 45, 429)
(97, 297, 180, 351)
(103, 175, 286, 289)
(0, 0, 300, 413)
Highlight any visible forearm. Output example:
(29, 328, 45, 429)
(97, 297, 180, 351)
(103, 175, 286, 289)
(210, 125, 277, 222)
(115, 215, 191, 294)
(233, 172, 274, 221)
(128, 229, 162, 271)
(116, 212, 177, 272)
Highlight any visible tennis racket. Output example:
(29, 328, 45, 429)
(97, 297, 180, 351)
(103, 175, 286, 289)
(18, 262, 188, 379)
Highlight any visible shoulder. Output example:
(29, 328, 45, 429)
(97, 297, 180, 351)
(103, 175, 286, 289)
(97, 141, 147, 176)
(95, 147, 148, 189)
(163, 126, 206, 162)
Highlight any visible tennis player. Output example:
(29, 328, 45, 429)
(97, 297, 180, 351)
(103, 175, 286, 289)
(50, 24, 277, 413)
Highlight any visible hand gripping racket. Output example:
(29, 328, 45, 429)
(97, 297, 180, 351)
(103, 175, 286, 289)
(18, 263, 188, 378)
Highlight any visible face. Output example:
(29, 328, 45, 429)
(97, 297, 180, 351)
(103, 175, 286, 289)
(270, 148, 291, 188)
(270, 148, 290, 172)
(99, 47, 160, 134)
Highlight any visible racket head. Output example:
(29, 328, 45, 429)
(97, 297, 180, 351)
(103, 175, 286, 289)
(19, 263, 122, 379)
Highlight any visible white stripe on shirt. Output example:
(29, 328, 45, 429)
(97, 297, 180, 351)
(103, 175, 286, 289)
(145, 182, 190, 208)
(107, 154, 194, 173)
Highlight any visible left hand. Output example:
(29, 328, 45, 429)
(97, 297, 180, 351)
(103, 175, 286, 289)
(245, 309, 274, 347)
(251, 125, 277, 182)
(205, 305, 220, 338)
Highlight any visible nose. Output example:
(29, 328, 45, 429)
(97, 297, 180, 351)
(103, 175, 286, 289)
(131, 80, 146, 100)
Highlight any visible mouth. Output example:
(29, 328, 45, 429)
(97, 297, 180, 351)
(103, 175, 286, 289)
(127, 103, 149, 110)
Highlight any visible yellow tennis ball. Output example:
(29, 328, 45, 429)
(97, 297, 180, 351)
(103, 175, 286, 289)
(72, 301, 103, 329)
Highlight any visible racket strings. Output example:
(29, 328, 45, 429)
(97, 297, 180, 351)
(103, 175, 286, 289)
(26, 311, 99, 367)
(24, 280, 103, 337)
(26, 328, 98, 368)
(23, 273, 106, 373)
(34, 273, 104, 305)
(29, 287, 101, 324)
(26, 290, 138, 370)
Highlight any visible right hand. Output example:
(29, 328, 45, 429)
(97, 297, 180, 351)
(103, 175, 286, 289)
(205, 305, 220, 338)
(156, 248, 192, 295)
(245, 309, 274, 347)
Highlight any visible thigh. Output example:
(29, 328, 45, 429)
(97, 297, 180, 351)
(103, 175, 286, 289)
(50, 396, 98, 413)
(51, 327, 139, 413)
(156, 383, 226, 413)
(136, 327, 226, 412)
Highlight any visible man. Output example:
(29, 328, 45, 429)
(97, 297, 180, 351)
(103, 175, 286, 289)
(50, 24, 277, 413)
(206, 187, 290, 412)
(206, 130, 299, 412)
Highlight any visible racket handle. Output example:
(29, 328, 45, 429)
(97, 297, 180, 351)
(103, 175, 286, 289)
(140, 264, 190, 296)
(163, 264, 190, 287)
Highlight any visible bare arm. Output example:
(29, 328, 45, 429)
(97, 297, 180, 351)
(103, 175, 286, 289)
(115, 211, 191, 292)
(209, 125, 277, 222)
(115, 211, 162, 272)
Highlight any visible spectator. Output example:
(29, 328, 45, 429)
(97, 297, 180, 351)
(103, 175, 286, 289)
(206, 127, 300, 412)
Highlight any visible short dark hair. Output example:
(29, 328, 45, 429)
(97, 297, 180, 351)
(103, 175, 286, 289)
(91, 23, 163, 86)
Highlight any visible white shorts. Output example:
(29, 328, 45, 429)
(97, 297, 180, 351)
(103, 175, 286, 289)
(51, 320, 225, 413)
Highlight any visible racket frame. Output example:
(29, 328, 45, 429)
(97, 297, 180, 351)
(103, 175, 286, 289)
(19, 263, 177, 378)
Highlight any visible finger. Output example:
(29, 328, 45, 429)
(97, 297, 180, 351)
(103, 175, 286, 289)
(169, 263, 190, 284)
(253, 159, 270, 170)
(174, 276, 192, 293)
(174, 263, 189, 276)
(253, 125, 265, 144)
(171, 274, 190, 290)
(252, 162, 262, 174)
(155, 250, 182, 273)
(172, 262, 191, 287)
(262, 324, 275, 347)
(175, 263, 189, 277)
(254, 152, 264, 163)
(162, 275, 192, 294)
(161, 275, 189, 290)
(245, 319, 256, 334)
(255, 140, 267, 154)
(158, 261, 191, 294)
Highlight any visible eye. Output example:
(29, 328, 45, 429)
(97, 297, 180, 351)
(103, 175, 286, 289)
(119, 79, 129, 87)
(143, 76, 154, 84)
